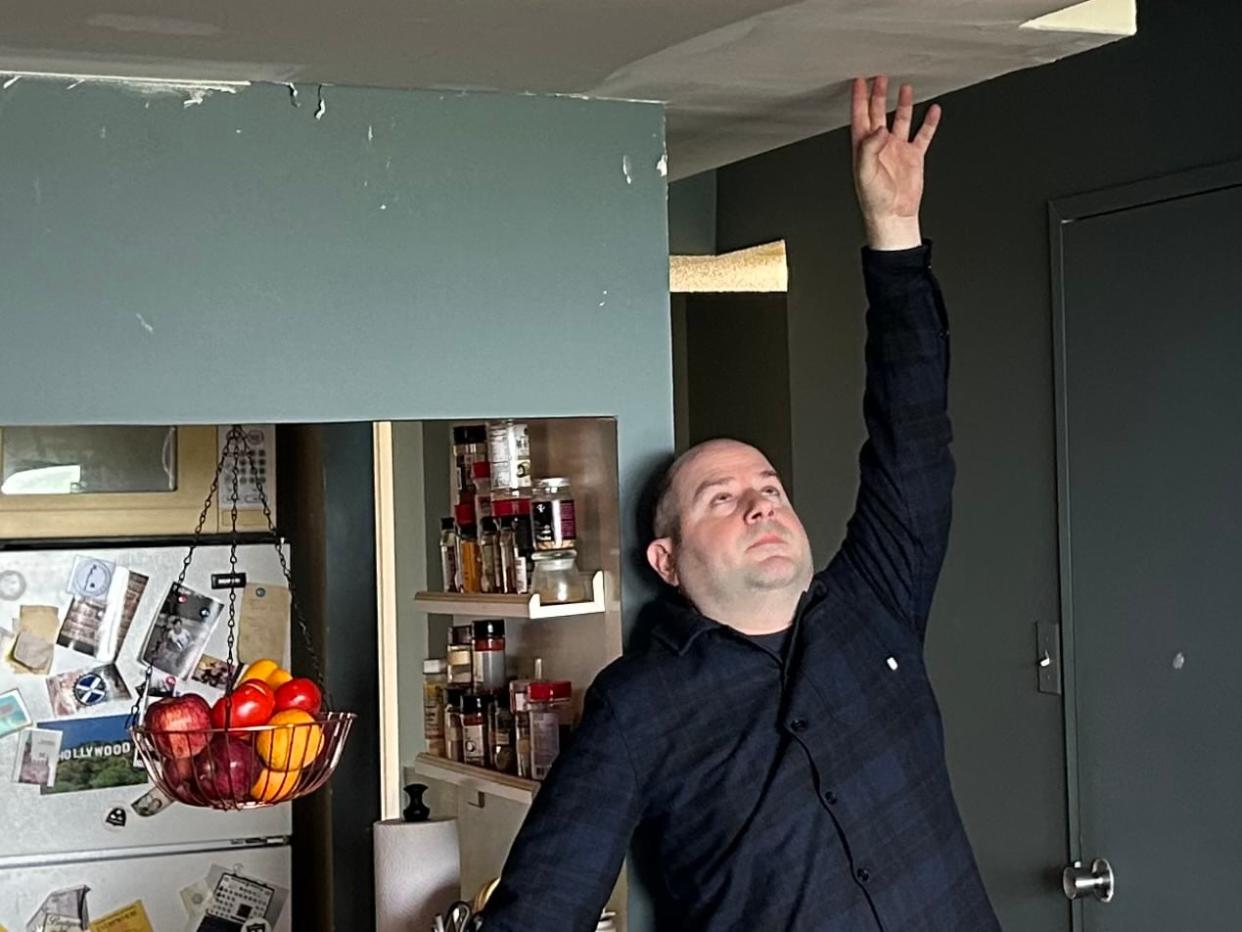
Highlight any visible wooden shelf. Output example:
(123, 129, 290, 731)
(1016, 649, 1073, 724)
(414, 570, 605, 619)
(413, 753, 539, 804)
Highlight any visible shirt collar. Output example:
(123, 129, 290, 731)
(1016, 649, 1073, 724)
(649, 576, 827, 656)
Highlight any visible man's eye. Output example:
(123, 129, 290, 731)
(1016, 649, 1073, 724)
(764, 487, 781, 497)
(712, 493, 732, 504)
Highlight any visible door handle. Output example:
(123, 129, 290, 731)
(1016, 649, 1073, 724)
(1063, 858, 1115, 903)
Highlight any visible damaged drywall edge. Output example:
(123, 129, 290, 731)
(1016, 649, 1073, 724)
(1021, 0, 1136, 36)
(0, 70, 249, 106)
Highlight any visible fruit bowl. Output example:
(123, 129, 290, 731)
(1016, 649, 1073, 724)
(130, 711, 356, 811)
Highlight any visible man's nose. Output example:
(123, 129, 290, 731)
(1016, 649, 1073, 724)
(743, 491, 775, 523)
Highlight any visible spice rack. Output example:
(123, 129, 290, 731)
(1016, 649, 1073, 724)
(413, 570, 605, 619)
(413, 752, 539, 804)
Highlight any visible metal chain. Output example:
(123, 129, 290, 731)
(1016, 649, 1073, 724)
(129, 424, 330, 727)
(128, 434, 232, 728)
(237, 429, 327, 696)
(224, 427, 242, 728)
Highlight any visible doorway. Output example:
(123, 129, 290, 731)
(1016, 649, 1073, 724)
(1051, 160, 1242, 931)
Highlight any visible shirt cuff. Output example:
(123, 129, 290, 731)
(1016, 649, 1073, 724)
(860, 239, 933, 272)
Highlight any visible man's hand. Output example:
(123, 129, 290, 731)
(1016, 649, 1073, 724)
(851, 75, 941, 251)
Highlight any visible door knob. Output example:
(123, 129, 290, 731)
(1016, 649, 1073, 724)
(1063, 858, 1115, 902)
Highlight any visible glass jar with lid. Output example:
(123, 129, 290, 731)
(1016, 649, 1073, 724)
(531, 477, 577, 552)
(531, 550, 585, 604)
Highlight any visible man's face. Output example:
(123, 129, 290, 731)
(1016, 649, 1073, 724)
(648, 441, 814, 611)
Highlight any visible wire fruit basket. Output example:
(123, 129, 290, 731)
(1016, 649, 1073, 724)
(129, 425, 355, 810)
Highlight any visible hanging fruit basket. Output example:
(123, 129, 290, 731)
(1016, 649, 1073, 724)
(129, 425, 355, 810)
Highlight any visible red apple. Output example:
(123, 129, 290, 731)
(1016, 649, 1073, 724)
(163, 755, 206, 805)
(210, 680, 276, 731)
(195, 735, 260, 804)
(145, 694, 211, 759)
(274, 678, 322, 716)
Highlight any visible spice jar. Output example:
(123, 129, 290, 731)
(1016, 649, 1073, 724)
(479, 518, 501, 594)
(532, 477, 577, 552)
(422, 659, 447, 757)
(452, 425, 488, 501)
(473, 460, 494, 523)
(492, 491, 534, 594)
(486, 420, 531, 490)
(472, 619, 506, 692)
(531, 550, 585, 604)
(511, 682, 532, 778)
(444, 688, 464, 763)
(456, 502, 482, 594)
(439, 517, 459, 592)
(447, 624, 474, 688)
(528, 681, 564, 781)
(461, 692, 490, 768)
(489, 692, 516, 774)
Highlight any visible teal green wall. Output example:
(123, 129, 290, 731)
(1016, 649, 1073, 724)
(0, 77, 672, 928)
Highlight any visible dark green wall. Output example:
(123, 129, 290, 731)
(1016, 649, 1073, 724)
(714, 3, 1242, 929)
(683, 293, 793, 490)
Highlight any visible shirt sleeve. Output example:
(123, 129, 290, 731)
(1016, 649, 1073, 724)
(480, 683, 643, 932)
(831, 241, 955, 643)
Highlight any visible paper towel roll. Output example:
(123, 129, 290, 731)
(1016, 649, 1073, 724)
(374, 817, 460, 932)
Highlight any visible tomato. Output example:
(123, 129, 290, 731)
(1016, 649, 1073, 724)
(274, 678, 322, 716)
(210, 680, 276, 730)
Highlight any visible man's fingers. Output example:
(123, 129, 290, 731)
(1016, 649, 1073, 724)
(850, 76, 870, 147)
(868, 75, 889, 136)
(892, 83, 914, 141)
(913, 102, 942, 152)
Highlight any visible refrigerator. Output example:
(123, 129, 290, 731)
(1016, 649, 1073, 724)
(0, 544, 295, 931)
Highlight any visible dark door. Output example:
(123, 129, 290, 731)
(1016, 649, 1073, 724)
(1052, 163, 1242, 931)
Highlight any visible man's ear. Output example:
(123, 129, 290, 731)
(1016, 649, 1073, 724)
(646, 538, 679, 587)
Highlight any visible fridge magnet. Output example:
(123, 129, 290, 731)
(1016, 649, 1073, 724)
(59, 568, 149, 664)
(0, 688, 32, 738)
(190, 655, 236, 690)
(237, 584, 289, 666)
(12, 728, 61, 786)
(45, 664, 133, 717)
(131, 785, 173, 817)
(103, 805, 128, 830)
(24, 883, 90, 931)
(89, 900, 153, 932)
(57, 597, 107, 656)
(37, 714, 147, 796)
(139, 584, 222, 680)
(7, 605, 62, 675)
(191, 863, 288, 932)
(66, 557, 114, 599)
(0, 567, 27, 600)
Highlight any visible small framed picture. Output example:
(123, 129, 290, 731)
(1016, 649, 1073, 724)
(0, 688, 32, 739)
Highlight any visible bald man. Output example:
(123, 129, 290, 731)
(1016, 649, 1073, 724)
(480, 76, 1000, 932)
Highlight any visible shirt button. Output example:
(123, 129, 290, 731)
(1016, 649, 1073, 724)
(856, 868, 871, 884)
(823, 790, 838, 805)
(789, 718, 808, 733)
(938, 328, 949, 339)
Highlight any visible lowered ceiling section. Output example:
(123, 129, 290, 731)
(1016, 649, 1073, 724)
(0, 0, 1133, 177)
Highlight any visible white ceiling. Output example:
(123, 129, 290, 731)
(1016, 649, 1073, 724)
(0, 0, 1131, 179)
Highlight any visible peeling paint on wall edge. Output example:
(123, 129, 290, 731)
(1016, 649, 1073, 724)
(0, 71, 248, 106)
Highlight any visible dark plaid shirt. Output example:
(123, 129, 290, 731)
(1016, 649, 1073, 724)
(482, 243, 1001, 931)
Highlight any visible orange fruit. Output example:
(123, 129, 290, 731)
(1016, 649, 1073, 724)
(240, 659, 280, 684)
(251, 766, 302, 803)
(256, 709, 324, 771)
(265, 667, 294, 689)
